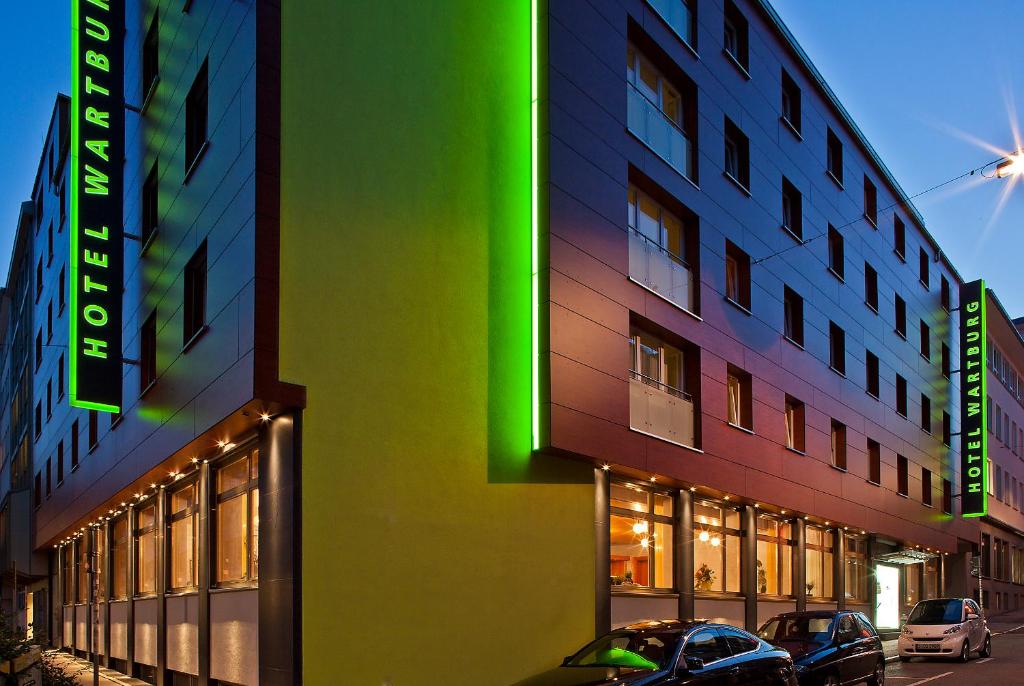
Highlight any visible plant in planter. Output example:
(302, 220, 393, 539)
(624, 570, 635, 585)
(806, 581, 815, 596)
(694, 563, 715, 592)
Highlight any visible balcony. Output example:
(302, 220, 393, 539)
(629, 371, 696, 448)
(628, 228, 695, 313)
(647, 0, 695, 48)
(627, 83, 694, 182)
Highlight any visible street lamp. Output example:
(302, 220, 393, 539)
(996, 151, 1024, 177)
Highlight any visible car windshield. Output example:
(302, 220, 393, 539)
(758, 616, 834, 650)
(567, 630, 680, 670)
(908, 600, 963, 625)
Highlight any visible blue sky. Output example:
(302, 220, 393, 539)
(3, 2, 1024, 311)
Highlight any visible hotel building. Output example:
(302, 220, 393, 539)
(0, 1, 1019, 685)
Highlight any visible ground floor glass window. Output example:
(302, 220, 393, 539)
(805, 526, 833, 599)
(609, 481, 674, 590)
(693, 500, 741, 593)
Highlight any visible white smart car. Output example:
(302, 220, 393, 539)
(897, 597, 991, 662)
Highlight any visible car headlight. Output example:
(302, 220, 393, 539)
(902, 626, 912, 635)
(942, 625, 963, 635)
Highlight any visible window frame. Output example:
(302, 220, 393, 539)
(784, 395, 805, 453)
(827, 226, 844, 280)
(783, 286, 803, 347)
(184, 59, 210, 177)
(183, 241, 208, 349)
(134, 499, 159, 597)
(609, 480, 676, 593)
(831, 419, 847, 470)
(212, 447, 260, 588)
(805, 525, 835, 600)
(693, 498, 744, 595)
(166, 479, 199, 593)
(780, 68, 801, 135)
(755, 513, 794, 597)
(826, 129, 844, 186)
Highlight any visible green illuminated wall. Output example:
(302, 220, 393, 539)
(279, 2, 595, 683)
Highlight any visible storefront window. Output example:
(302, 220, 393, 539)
(94, 528, 105, 601)
(844, 534, 868, 601)
(905, 565, 920, 607)
(610, 482, 674, 590)
(168, 483, 198, 591)
(215, 449, 259, 585)
(693, 500, 741, 593)
(135, 503, 157, 596)
(756, 515, 792, 596)
(62, 546, 73, 605)
(77, 540, 88, 603)
(924, 558, 939, 599)
(112, 518, 128, 600)
(805, 526, 833, 599)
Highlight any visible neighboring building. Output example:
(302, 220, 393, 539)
(1, 1, 1021, 686)
(978, 290, 1024, 612)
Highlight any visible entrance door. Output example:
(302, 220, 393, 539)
(876, 565, 900, 629)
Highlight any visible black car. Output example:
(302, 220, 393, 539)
(757, 611, 885, 686)
(514, 619, 797, 686)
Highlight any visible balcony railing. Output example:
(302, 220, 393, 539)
(629, 371, 696, 448)
(627, 83, 694, 181)
(647, 0, 695, 47)
(628, 228, 695, 313)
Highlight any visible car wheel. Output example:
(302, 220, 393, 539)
(979, 633, 992, 658)
(867, 659, 886, 686)
(960, 639, 971, 663)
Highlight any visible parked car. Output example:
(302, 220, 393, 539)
(513, 619, 797, 686)
(757, 610, 885, 686)
(897, 597, 991, 662)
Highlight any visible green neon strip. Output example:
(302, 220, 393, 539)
(530, 0, 540, 450)
(69, 0, 81, 408)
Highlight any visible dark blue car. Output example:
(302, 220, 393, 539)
(514, 619, 797, 686)
(757, 611, 885, 686)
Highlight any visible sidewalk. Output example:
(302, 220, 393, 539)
(880, 608, 1024, 663)
(45, 651, 150, 686)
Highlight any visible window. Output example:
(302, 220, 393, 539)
(35, 258, 42, 301)
(919, 247, 930, 289)
(33, 473, 40, 510)
(941, 276, 951, 312)
(722, 1, 749, 73)
(756, 515, 793, 596)
(45, 458, 51, 498)
(922, 468, 932, 506)
(894, 215, 906, 260)
(726, 364, 752, 430)
(894, 294, 907, 338)
(112, 517, 128, 599)
(142, 12, 159, 101)
(896, 375, 908, 417)
(77, 540, 87, 603)
(829, 322, 845, 375)
(141, 162, 158, 245)
(723, 117, 750, 190)
(58, 265, 65, 312)
(215, 449, 260, 584)
(625, 46, 698, 181)
(135, 504, 157, 595)
(34, 402, 41, 439)
(780, 69, 801, 133)
(864, 262, 878, 311)
(897, 455, 909, 496)
(185, 59, 209, 173)
(868, 439, 881, 485)
(627, 185, 698, 311)
(56, 441, 63, 485)
(805, 526, 834, 599)
(56, 353, 65, 398)
(827, 226, 844, 279)
(783, 286, 803, 346)
(35, 330, 41, 369)
(629, 327, 698, 447)
(59, 182, 66, 227)
(826, 128, 843, 185)
(169, 483, 198, 591)
(88, 410, 98, 450)
(183, 241, 208, 345)
(71, 420, 79, 469)
(831, 420, 847, 469)
(865, 351, 880, 398)
(845, 535, 868, 601)
(943, 411, 951, 447)
(46, 380, 51, 419)
(694, 499, 742, 593)
(784, 396, 805, 452)
(685, 629, 731, 664)
(781, 177, 802, 239)
(941, 343, 951, 379)
(47, 301, 52, 341)
(94, 527, 106, 602)
(943, 479, 953, 515)
(47, 222, 53, 263)
(141, 310, 157, 392)
(610, 481, 674, 590)
(863, 175, 877, 226)
(724, 240, 750, 310)
(920, 320, 930, 360)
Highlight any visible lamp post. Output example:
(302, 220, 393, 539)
(996, 151, 1024, 178)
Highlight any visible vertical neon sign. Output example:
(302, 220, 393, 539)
(70, 0, 125, 413)
(530, 0, 541, 449)
(959, 279, 988, 517)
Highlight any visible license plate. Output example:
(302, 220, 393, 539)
(917, 643, 940, 650)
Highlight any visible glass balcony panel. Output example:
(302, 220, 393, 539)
(627, 84, 694, 181)
(629, 229, 694, 312)
(648, 0, 694, 46)
(629, 374, 695, 448)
